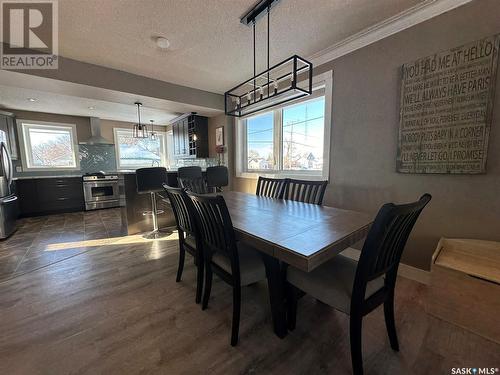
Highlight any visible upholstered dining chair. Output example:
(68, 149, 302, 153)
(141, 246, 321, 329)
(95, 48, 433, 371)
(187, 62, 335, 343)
(163, 185, 204, 304)
(187, 192, 267, 346)
(283, 179, 328, 205)
(286, 194, 432, 375)
(255, 176, 287, 199)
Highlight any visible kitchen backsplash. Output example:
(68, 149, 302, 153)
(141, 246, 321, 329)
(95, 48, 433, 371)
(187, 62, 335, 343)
(79, 144, 117, 174)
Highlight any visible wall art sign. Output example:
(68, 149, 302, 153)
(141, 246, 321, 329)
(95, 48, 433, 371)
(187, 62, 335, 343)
(215, 126, 224, 146)
(397, 35, 499, 174)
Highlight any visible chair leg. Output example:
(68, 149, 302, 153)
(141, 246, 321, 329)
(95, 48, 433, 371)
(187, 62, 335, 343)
(230, 286, 241, 346)
(384, 292, 399, 351)
(202, 262, 213, 310)
(195, 254, 204, 304)
(350, 314, 364, 375)
(176, 244, 185, 282)
(285, 283, 298, 331)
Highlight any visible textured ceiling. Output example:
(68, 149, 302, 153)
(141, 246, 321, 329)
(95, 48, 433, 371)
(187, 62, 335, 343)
(58, 0, 425, 93)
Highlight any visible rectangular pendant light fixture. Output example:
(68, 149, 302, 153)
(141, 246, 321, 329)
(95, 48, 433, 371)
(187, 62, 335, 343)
(224, 0, 313, 118)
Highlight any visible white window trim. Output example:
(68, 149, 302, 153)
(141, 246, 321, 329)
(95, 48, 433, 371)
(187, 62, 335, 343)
(235, 70, 333, 181)
(113, 127, 167, 170)
(16, 119, 80, 171)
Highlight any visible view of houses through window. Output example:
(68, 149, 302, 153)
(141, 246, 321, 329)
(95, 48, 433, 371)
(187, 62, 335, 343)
(19, 122, 78, 169)
(246, 96, 325, 172)
(114, 128, 165, 169)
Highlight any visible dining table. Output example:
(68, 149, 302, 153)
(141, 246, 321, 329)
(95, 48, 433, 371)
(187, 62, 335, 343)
(220, 191, 374, 338)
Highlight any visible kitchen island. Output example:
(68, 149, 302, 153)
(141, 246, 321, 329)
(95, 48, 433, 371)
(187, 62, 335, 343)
(120, 171, 179, 235)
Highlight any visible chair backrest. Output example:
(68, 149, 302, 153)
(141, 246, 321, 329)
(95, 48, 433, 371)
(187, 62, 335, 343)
(136, 167, 167, 193)
(178, 176, 209, 194)
(255, 176, 287, 199)
(178, 166, 203, 180)
(206, 166, 229, 189)
(187, 192, 240, 276)
(163, 185, 197, 236)
(354, 194, 432, 296)
(283, 179, 328, 205)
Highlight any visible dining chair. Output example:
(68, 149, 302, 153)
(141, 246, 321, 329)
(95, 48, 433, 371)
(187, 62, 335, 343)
(283, 179, 328, 205)
(286, 194, 432, 375)
(163, 185, 204, 304)
(178, 176, 209, 194)
(187, 192, 267, 346)
(255, 176, 287, 199)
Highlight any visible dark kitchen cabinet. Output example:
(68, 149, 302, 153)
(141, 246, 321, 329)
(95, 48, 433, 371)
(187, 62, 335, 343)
(0, 111, 18, 159)
(15, 177, 84, 217)
(172, 115, 208, 158)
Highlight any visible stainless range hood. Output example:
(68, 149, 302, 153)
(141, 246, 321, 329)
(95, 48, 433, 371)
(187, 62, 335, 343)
(79, 117, 114, 145)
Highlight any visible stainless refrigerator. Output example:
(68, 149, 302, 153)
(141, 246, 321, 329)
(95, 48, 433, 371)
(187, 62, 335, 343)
(0, 141, 18, 239)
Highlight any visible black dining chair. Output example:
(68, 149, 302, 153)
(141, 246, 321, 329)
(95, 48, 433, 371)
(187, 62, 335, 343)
(286, 194, 432, 375)
(178, 176, 209, 194)
(283, 179, 328, 205)
(163, 185, 204, 304)
(255, 176, 287, 199)
(187, 192, 267, 346)
(206, 166, 229, 192)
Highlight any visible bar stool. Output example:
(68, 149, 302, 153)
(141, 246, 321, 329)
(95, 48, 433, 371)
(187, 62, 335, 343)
(178, 166, 202, 180)
(206, 166, 228, 192)
(136, 167, 170, 239)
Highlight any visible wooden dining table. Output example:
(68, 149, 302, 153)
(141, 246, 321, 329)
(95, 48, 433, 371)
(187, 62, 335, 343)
(221, 191, 374, 338)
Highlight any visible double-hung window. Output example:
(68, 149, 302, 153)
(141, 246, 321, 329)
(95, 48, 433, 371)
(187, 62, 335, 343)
(236, 71, 332, 179)
(17, 120, 79, 171)
(114, 128, 166, 169)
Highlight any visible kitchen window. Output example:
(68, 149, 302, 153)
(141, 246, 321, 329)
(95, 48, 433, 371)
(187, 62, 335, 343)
(114, 128, 166, 169)
(17, 121, 79, 171)
(236, 71, 332, 179)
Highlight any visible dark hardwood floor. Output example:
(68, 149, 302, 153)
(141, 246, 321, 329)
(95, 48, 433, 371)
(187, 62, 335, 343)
(0, 210, 499, 374)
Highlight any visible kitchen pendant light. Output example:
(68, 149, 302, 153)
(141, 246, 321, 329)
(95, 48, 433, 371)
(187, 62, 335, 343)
(224, 0, 312, 117)
(150, 120, 157, 140)
(133, 102, 148, 138)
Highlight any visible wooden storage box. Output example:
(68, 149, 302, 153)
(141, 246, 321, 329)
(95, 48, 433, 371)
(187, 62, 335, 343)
(428, 238, 500, 344)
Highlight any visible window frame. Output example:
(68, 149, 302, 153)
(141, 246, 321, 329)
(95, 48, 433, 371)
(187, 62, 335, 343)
(113, 127, 167, 170)
(17, 120, 80, 171)
(235, 70, 332, 180)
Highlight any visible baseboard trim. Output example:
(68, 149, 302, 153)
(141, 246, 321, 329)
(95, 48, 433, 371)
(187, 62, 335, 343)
(340, 248, 430, 285)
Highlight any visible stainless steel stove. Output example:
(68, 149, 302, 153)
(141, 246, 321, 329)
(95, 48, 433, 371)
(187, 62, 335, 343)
(83, 172, 120, 210)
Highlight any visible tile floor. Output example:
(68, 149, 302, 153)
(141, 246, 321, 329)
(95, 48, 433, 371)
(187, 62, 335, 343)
(0, 208, 125, 281)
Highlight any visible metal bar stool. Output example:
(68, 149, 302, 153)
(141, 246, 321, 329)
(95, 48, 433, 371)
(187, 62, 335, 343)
(136, 167, 171, 239)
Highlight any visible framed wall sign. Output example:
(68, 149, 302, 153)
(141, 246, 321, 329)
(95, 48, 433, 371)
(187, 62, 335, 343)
(215, 126, 224, 146)
(397, 35, 499, 174)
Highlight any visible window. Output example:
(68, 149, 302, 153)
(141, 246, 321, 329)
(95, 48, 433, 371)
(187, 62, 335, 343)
(247, 112, 274, 170)
(114, 128, 166, 169)
(282, 98, 325, 171)
(237, 71, 332, 179)
(18, 121, 79, 170)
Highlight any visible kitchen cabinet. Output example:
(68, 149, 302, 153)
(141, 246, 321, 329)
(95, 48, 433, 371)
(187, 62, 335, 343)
(172, 115, 208, 158)
(15, 177, 84, 217)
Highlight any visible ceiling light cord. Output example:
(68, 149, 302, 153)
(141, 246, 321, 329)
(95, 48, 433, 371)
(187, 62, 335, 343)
(253, 20, 256, 104)
(267, 4, 270, 98)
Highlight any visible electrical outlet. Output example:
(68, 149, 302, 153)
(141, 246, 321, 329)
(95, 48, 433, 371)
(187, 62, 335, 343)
(15, 166, 22, 172)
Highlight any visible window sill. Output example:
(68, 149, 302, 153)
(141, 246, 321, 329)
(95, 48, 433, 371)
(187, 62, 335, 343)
(236, 171, 328, 181)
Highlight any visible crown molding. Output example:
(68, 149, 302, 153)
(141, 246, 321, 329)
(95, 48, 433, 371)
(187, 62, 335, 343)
(309, 0, 474, 67)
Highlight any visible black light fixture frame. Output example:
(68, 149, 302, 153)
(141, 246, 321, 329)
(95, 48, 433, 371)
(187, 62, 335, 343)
(133, 102, 148, 139)
(224, 0, 313, 118)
